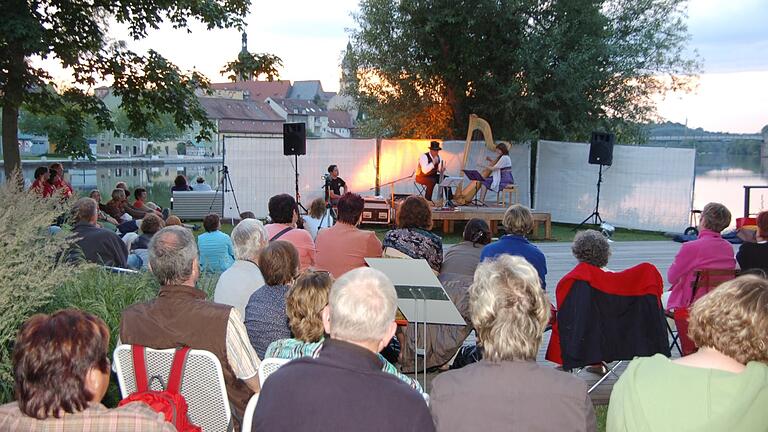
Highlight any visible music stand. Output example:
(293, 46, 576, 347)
(438, 176, 463, 207)
(365, 258, 465, 389)
(461, 170, 487, 207)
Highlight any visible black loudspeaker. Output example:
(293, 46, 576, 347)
(588, 132, 615, 166)
(283, 122, 306, 156)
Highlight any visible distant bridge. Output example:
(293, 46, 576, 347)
(649, 134, 763, 142)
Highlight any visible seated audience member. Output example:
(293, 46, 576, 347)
(127, 213, 165, 270)
(87, 190, 119, 226)
(253, 267, 435, 431)
(215, 218, 268, 318)
(198, 213, 235, 272)
(383, 195, 443, 272)
(132, 188, 166, 218)
(120, 226, 261, 426)
(315, 193, 382, 278)
(607, 275, 768, 431)
(265, 270, 424, 395)
(572, 229, 611, 269)
(265, 194, 316, 271)
(239, 211, 256, 220)
(481, 204, 547, 289)
(431, 255, 596, 432)
(244, 240, 298, 358)
(104, 188, 147, 223)
(171, 175, 192, 192)
(48, 163, 74, 198)
(736, 210, 768, 276)
(667, 202, 736, 309)
(29, 166, 51, 196)
(192, 176, 212, 191)
(67, 198, 128, 268)
(165, 215, 182, 226)
(441, 218, 492, 277)
(302, 197, 332, 241)
(0, 309, 174, 431)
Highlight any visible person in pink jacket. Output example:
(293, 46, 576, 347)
(667, 202, 735, 309)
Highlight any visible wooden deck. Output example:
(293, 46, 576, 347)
(432, 205, 553, 239)
(411, 240, 741, 404)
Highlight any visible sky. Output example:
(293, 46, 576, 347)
(45, 0, 768, 134)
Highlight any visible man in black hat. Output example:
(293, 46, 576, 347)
(415, 140, 447, 202)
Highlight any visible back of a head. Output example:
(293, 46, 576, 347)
(308, 197, 326, 219)
(231, 218, 268, 261)
(71, 197, 98, 224)
(396, 195, 432, 229)
(701, 202, 731, 233)
(463, 218, 491, 245)
(502, 204, 533, 236)
(286, 270, 335, 342)
(203, 213, 221, 232)
(470, 255, 549, 361)
(196, 177, 205, 184)
(33, 166, 48, 180)
(133, 187, 146, 201)
(329, 267, 397, 343)
(174, 175, 187, 187)
(572, 229, 611, 267)
(756, 211, 768, 238)
(165, 215, 182, 226)
(259, 240, 299, 286)
(148, 226, 198, 285)
(336, 193, 364, 225)
(140, 213, 165, 235)
(239, 211, 256, 220)
(268, 194, 297, 224)
(689, 275, 768, 364)
(13, 309, 110, 419)
(111, 188, 125, 201)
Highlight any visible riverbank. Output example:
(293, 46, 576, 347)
(2, 155, 222, 167)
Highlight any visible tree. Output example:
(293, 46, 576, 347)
(1, 0, 251, 180)
(113, 108, 184, 142)
(221, 51, 283, 82)
(348, 0, 700, 141)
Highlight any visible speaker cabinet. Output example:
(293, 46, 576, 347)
(588, 132, 615, 166)
(283, 122, 306, 156)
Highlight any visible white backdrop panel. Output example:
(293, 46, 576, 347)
(224, 137, 377, 219)
(535, 140, 695, 232)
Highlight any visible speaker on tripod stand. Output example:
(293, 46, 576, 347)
(284, 123, 308, 212)
(576, 132, 615, 230)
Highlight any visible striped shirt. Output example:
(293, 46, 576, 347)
(0, 401, 176, 431)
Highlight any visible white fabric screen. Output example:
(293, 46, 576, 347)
(535, 140, 695, 232)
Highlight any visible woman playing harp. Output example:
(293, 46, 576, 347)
(479, 143, 514, 202)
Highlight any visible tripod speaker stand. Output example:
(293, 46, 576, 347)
(284, 122, 308, 213)
(575, 132, 615, 231)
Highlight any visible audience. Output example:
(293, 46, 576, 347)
(302, 197, 332, 240)
(253, 267, 435, 431)
(66, 197, 128, 268)
(104, 188, 147, 223)
(264, 270, 424, 395)
(0, 309, 174, 430)
(198, 213, 235, 272)
(171, 175, 192, 192)
(165, 215, 182, 226)
(431, 255, 596, 431)
(47, 163, 74, 198)
(244, 240, 298, 358)
(441, 218, 492, 277)
(572, 229, 611, 269)
(88, 189, 120, 227)
(667, 202, 735, 309)
(383, 195, 443, 272)
(481, 204, 547, 289)
(239, 211, 256, 220)
(315, 192, 383, 278)
(736, 210, 768, 275)
(192, 176, 212, 191)
(215, 218, 268, 318)
(608, 275, 768, 431)
(127, 213, 165, 270)
(265, 194, 316, 271)
(29, 166, 51, 196)
(132, 188, 167, 219)
(119, 226, 260, 427)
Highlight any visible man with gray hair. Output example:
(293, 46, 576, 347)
(67, 197, 128, 268)
(253, 267, 435, 431)
(214, 218, 268, 318)
(119, 226, 262, 429)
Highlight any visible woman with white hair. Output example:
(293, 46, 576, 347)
(214, 218, 268, 318)
(430, 255, 596, 432)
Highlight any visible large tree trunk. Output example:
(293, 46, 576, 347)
(2, 49, 25, 183)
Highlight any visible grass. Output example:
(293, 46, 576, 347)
(596, 404, 608, 431)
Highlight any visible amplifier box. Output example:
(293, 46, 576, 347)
(362, 197, 391, 225)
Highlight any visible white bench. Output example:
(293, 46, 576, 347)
(171, 191, 223, 220)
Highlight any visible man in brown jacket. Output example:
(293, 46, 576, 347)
(119, 226, 261, 426)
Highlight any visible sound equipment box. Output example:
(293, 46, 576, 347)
(283, 122, 306, 156)
(588, 131, 615, 166)
(361, 196, 391, 225)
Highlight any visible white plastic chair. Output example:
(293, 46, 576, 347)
(240, 393, 259, 432)
(113, 344, 231, 432)
(258, 357, 290, 386)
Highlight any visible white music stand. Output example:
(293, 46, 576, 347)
(365, 258, 465, 388)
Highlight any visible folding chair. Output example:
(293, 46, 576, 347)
(258, 357, 291, 386)
(545, 262, 670, 393)
(665, 268, 737, 355)
(113, 345, 231, 432)
(240, 393, 259, 432)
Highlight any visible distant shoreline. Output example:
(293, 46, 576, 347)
(2, 156, 223, 167)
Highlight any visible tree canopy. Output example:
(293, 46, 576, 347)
(347, 0, 700, 141)
(221, 51, 283, 82)
(0, 0, 252, 179)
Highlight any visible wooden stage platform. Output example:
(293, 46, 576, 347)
(432, 205, 553, 239)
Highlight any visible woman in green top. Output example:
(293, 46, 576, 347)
(608, 275, 768, 431)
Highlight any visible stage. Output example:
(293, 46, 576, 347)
(431, 205, 552, 239)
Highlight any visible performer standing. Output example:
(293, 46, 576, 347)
(416, 141, 446, 202)
(326, 164, 348, 205)
(479, 143, 514, 202)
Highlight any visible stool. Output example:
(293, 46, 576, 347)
(498, 185, 519, 206)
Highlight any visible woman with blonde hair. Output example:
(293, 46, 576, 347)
(302, 197, 332, 241)
(608, 275, 768, 431)
(430, 255, 595, 431)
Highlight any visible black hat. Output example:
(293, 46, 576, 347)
(429, 141, 442, 151)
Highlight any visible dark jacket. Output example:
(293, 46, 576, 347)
(253, 339, 434, 432)
(68, 222, 128, 268)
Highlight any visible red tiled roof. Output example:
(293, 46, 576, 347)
(217, 119, 283, 134)
(198, 98, 276, 121)
(327, 110, 354, 129)
(210, 80, 292, 101)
